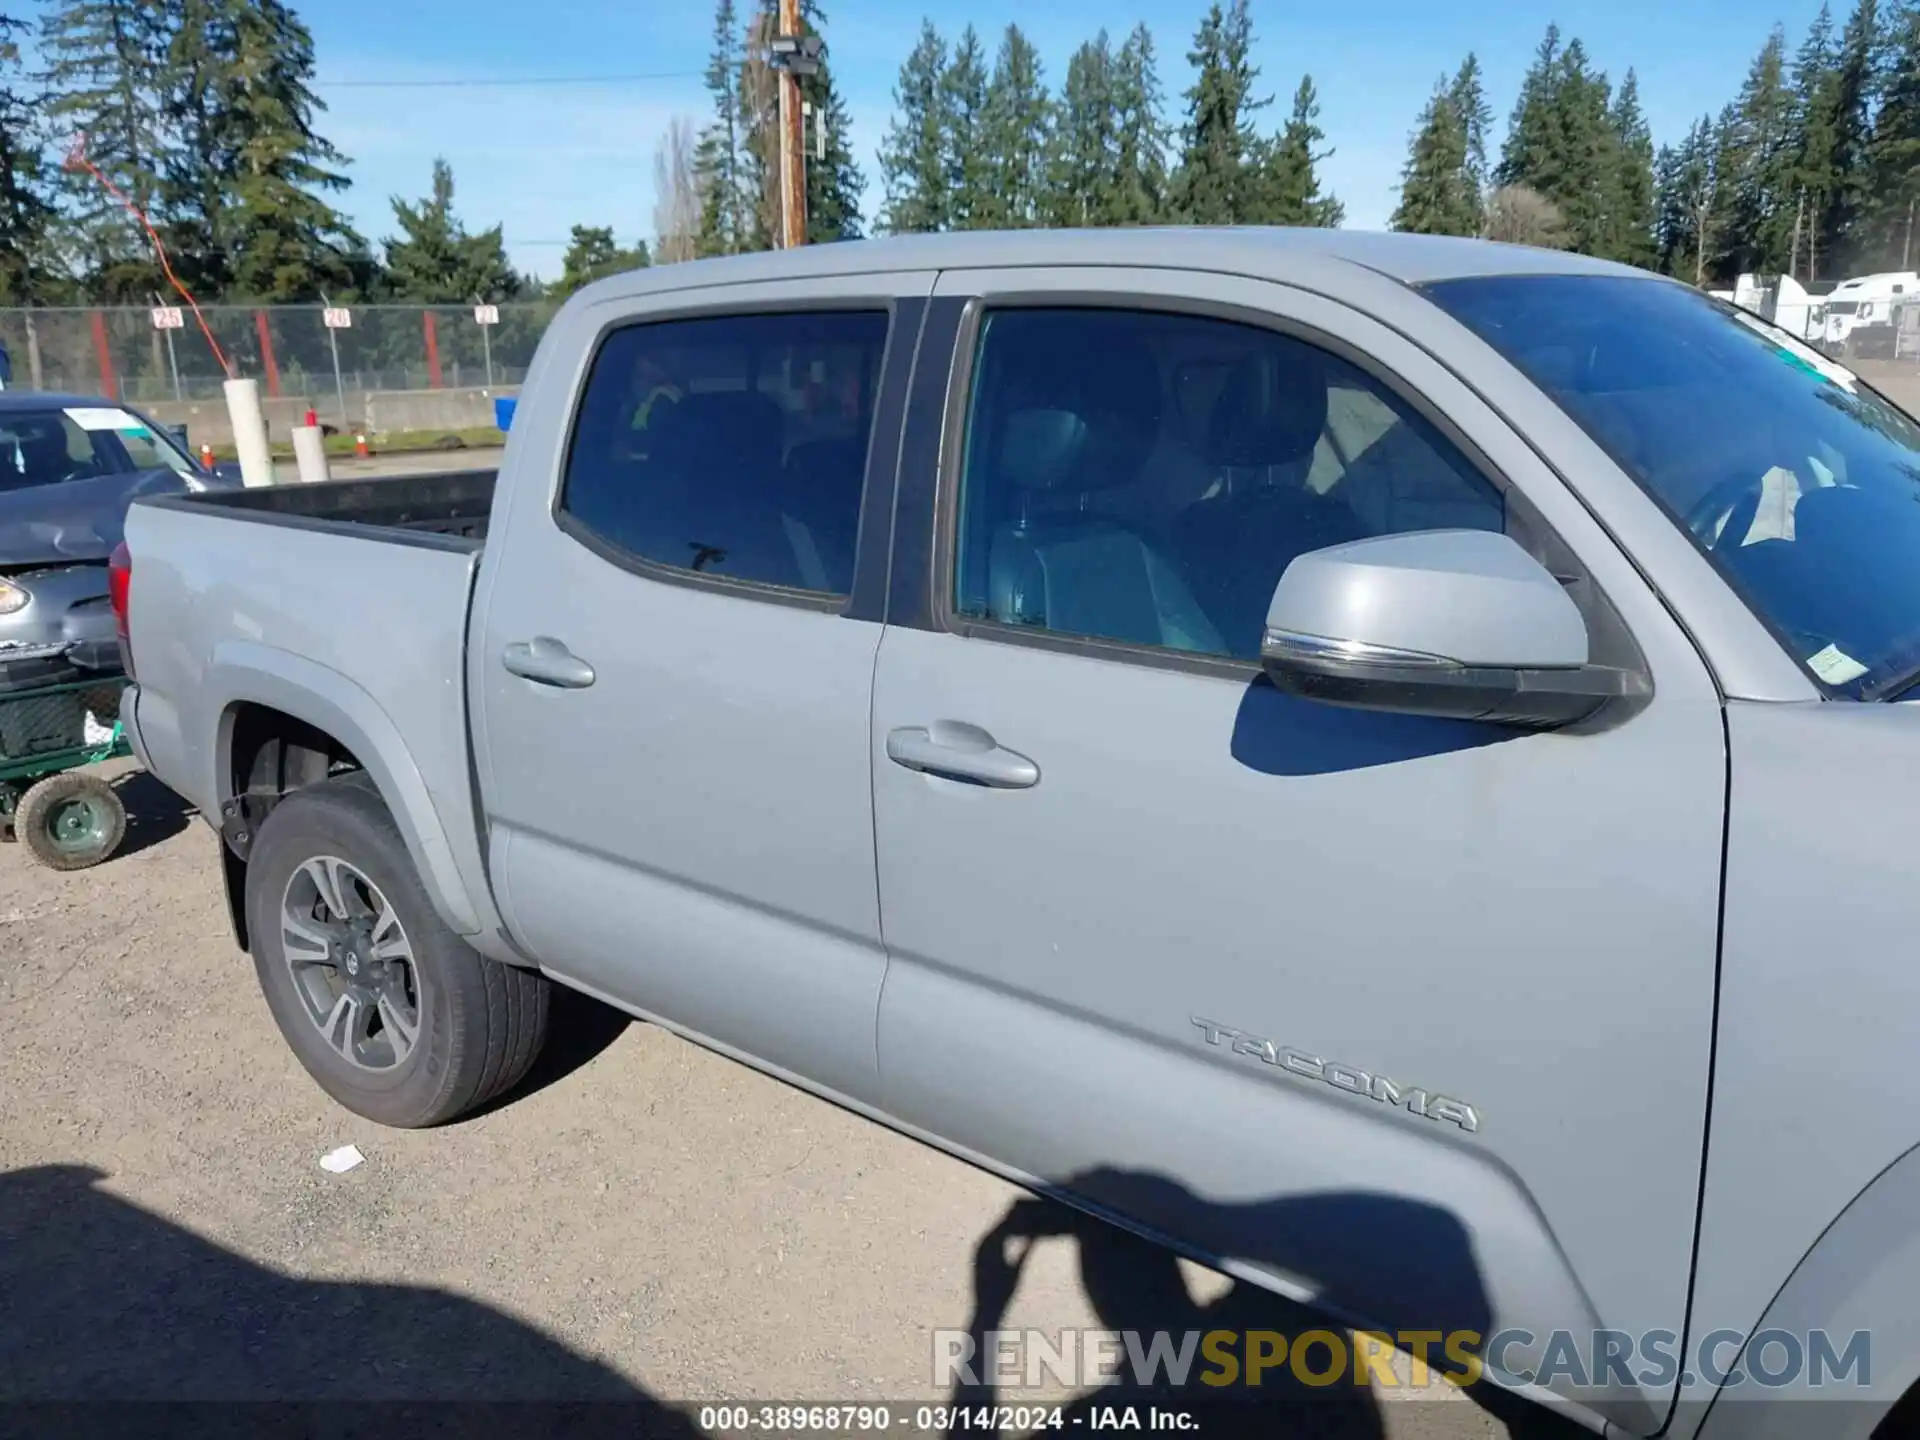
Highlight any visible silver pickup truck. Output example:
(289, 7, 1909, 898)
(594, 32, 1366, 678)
(118, 230, 1920, 1438)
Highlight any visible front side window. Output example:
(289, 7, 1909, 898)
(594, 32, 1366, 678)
(952, 307, 1504, 661)
(561, 310, 889, 595)
(1428, 274, 1920, 698)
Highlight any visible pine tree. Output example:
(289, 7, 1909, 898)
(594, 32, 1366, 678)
(1392, 75, 1476, 236)
(940, 25, 990, 229)
(1173, 0, 1266, 224)
(694, 0, 747, 257)
(1607, 70, 1657, 267)
(1258, 75, 1342, 227)
(980, 24, 1051, 229)
(1546, 39, 1616, 258)
(158, 0, 232, 297)
(1654, 112, 1731, 283)
(1825, 0, 1882, 267)
(1105, 23, 1170, 224)
(0, 10, 58, 302)
(1866, 0, 1920, 267)
(1718, 28, 1800, 277)
(555, 225, 650, 298)
(1497, 25, 1563, 191)
(802, 47, 865, 242)
(1048, 32, 1115, 228)
(1449, 53, 1492, 208)
(39, 0, 171, 299)
(735, 0, 779, 252)
(383, 159, 518, 303)
(1496, 29, 1624, 258)
(878, 20, 948, 233)
(1787, 3, 1842, 278)
(190, 0, 358, 302)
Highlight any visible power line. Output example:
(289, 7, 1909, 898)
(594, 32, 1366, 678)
(322, 70, 701, 90)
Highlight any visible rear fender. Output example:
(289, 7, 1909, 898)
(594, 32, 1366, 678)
(208, 640, 482, 937)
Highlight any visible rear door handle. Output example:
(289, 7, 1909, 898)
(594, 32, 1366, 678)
(886, 722, 1039, 789)
(501, 636, 596, 689)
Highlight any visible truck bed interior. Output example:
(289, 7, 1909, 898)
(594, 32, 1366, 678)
(184, 468, 497, 543)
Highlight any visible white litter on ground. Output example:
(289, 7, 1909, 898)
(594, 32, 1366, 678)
(319, 1144, 365, 1174)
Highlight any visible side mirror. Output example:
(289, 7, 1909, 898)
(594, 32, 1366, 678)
(1261, 530, 1640, 728)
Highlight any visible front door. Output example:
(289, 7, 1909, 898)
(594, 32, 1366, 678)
(472, 274, 929, 1104)
(869, 268, 1725, 1429)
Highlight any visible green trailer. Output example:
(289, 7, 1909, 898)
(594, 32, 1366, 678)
(0, 672, 131, 870)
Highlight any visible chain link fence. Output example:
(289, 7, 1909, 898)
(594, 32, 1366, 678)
(0, 302, 559, 433)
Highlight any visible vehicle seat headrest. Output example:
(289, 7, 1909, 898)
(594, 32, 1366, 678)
(1204, 348, 1330, 468)
(985, 311, 1161, 493)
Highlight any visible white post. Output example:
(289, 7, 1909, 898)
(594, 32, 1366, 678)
(224, 376, 274, 488)
(290, 424, 330, 485)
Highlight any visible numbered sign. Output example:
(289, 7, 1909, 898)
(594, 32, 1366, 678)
(323, 307, 353, 329)
(473, 304, 500, 326)
(150, 306, 184, 330)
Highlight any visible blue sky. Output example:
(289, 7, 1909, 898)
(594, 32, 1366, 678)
(305, 0, 1833, 279)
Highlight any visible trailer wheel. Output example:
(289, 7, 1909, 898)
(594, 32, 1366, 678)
(16, 771, 127, 871)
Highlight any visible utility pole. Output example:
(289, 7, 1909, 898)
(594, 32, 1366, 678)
(768, 3, 821, 250)
(1905, 195, 1917, 271)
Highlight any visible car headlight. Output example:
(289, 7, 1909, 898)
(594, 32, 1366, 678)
(0, 578, 27, 615)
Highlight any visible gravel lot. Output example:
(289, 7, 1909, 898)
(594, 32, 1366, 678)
(0, 760, 1569, 1439)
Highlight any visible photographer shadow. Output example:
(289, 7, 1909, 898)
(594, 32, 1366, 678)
(946, 1168, 1585, 1440)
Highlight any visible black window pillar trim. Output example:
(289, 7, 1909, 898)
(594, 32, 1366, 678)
(884, 295, 969, 631)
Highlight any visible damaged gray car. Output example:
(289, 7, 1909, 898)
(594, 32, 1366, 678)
(0, 393, 238, 682)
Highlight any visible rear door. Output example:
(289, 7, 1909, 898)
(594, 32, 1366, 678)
(870, 268, 1726, 1430)
(471, 272, 930, 1105)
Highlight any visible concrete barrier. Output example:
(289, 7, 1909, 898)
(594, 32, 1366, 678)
(144, 386, 519, 447)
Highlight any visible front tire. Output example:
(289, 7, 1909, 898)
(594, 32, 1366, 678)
(245, 772, 549, 1127)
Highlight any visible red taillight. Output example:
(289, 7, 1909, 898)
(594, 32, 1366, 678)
(108, 541, 134, 676)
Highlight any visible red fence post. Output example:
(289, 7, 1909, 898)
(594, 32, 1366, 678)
(89, 310, 117, 400)
(423, 310, 443, 389)
(253, 310, 282, 397)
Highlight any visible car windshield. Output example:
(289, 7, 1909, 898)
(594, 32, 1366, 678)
(1427, 274, 1920, 699)
(0, 405, 196, 496)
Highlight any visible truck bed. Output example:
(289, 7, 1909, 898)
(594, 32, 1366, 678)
(167, 468, 497, 545)
(122, 467, 502, 948)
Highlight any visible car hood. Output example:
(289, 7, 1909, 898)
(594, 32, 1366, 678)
(0, 468, 196, 568)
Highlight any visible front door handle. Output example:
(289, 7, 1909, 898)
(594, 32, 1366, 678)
(886, 722, 1039, 789)
(502, 636, 596, 689)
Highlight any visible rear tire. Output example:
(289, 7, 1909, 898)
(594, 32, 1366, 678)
(245, 772, 549, 1127)
(17, 771, 126, 871)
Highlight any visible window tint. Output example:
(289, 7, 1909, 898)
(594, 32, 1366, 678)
(952, 307, 1504, 660)
(561, 310, 889, 594)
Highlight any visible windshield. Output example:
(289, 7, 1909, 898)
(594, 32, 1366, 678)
(1427, 274, 1920, 699)
(0, 405, 197, 496)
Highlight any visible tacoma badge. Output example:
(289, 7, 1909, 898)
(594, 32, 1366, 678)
(1191, 1016, 1480, 1133)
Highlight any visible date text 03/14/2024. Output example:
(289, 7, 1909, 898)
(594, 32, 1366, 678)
(697, 1405, 1200, 1433)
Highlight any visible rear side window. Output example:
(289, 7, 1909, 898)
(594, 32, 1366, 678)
(560, 310, 889, 595)
(952, 307, 1503, 660)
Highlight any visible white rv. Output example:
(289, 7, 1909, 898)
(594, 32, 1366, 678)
(1821, 270, 1919, 353)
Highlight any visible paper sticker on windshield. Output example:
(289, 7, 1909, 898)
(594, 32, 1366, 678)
(64, 406, 150, 434)
(1807, 644, 1869, 685)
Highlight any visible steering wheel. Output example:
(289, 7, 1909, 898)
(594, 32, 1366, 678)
(1682, 468, 1771, 555)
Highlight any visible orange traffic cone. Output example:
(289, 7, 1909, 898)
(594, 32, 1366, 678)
(198, 443, 214, 470)
(354, 432, 370, 458)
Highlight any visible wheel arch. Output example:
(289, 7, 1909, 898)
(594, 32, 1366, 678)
(209, 645, 483, 948)
(1690, 1139, 1920, 1440)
